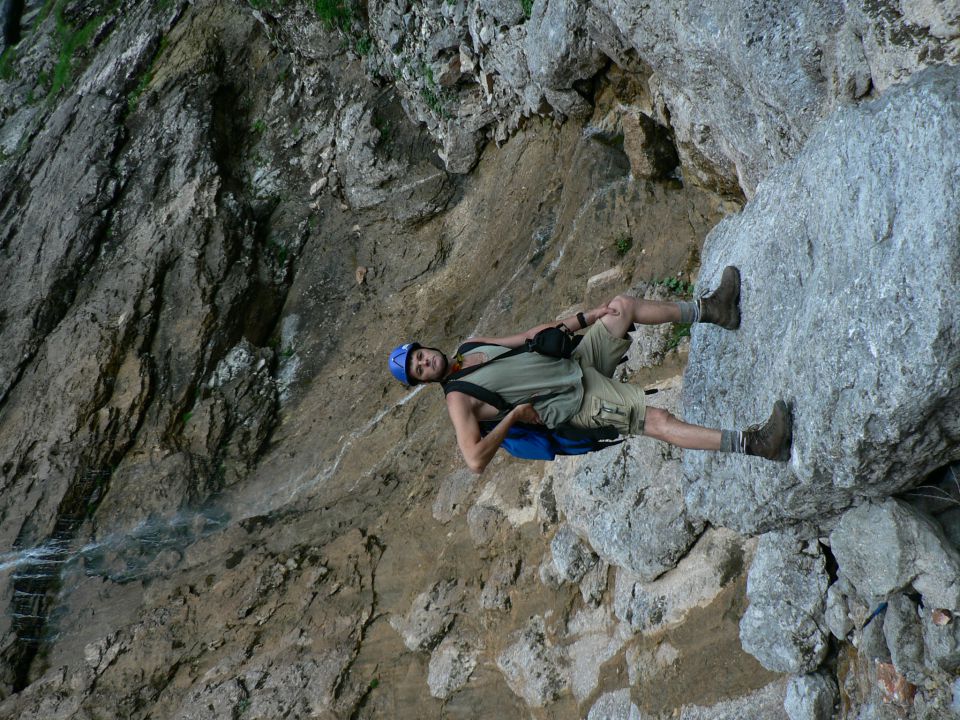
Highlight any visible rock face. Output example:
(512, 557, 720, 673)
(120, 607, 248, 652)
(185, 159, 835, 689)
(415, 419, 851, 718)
(684, 66, 960, 534)
(361, 0, 958, 196)
(0, 0, 958, 717)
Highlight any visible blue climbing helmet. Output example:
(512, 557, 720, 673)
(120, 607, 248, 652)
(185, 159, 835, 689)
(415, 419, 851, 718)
(388, 342, 421, 385)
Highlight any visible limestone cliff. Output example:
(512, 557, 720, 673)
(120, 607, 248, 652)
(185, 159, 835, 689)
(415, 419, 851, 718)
(0, 1, 957, 718)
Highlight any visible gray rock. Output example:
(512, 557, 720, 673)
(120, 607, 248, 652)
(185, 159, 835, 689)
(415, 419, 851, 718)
(478, 0, 525, 26)
(740, 532, 829, 674)
(684, 67, 960, 534)
(389, 580, 462, 652)
(496, 615, 568, 708)
(525, 0, 604, 93)
(335, 102, 453, 222)
(427, 635, 480, 699)
(784, 673, 839, 720)
(856, 609, 892, 664)
(676, 679, 789, 720)
(825, 582, 854, 642)
(830, 499, 960, 611)
(433, 468, 477, 523)
(586, 688, 643, 720)
(478, 554, 520, 611)
(938, 508, 960, 550)
(921, 607, 960, 674)
(579, 560, 609, 607)
(550, 524, 598, 584)
(554, 384, 704, 581)
(615, 528, 751, 632)
(882, 594, 926, 684)
(467, 502, 505, 547)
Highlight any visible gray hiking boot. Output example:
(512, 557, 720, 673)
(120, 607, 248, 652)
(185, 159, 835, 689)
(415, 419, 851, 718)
(743, 400, 792, 461)
(699, 266, 741, 329)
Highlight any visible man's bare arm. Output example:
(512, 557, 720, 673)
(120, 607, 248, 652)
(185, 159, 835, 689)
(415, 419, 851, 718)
(446, 392, 541, 473)
(468, 304, 612, 348)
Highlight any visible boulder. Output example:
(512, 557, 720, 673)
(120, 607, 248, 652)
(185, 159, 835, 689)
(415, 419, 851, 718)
(615, 528, 751, 632)
(389, 580, 462, 652)
(784, 673, 839, 720)
(824, 582, 854, 642)
(427, 635, 480, 699)
(674, 679, 789, 720)
(921, 606, 960, 674)
(478, 554, 520, 611)
(684, 67, 960, 534)
(830, 499, 960, 611)
(525, 0, 605, 92)
(496, 615, 568, 707)
(882, 593, 926, 684)
(554, 383, 704, 581)
(739, 531, 829, 674)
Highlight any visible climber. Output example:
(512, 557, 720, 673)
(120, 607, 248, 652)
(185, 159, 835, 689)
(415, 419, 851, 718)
(388, 267, 792, 473)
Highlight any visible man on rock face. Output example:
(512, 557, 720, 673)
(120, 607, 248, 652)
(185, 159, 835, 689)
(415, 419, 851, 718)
(389, 267, 791, 474)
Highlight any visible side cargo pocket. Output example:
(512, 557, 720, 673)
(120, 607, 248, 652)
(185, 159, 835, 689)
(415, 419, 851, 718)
(590, 396, 632, 435)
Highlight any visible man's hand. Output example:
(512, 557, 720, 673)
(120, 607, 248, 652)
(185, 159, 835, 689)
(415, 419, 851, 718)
(585, 304, 613, 325)
(512, 403, 542, 425)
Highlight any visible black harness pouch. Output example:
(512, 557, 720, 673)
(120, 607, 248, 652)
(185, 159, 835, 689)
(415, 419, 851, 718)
(526, 325, 581, 359)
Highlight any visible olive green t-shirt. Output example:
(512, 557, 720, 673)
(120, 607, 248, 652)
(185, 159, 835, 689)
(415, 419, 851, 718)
(456, 345, 584, 428)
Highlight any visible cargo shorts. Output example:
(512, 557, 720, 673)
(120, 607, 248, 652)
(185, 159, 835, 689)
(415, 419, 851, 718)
(566, 321, 646, 436)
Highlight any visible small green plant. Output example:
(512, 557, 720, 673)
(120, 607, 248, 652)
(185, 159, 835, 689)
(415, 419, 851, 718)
(252, 118, 267, 133)
(520, 0, 533, 19)
(182, 411, 193, 424)
(0, 47, 17, 81)
(419, 63, 453, 118)
(655, 276, 694, 297)
(314, 0, 352, 31)
(353, 32, 372, 56)
(614, 234, 632, 257)
(369, 678, 379, 689)
(665, 323, 691, 351)
(281, 346, 295, 358)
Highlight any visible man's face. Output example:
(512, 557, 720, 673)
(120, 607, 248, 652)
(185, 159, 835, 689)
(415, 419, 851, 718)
(408, 346, 447, 383)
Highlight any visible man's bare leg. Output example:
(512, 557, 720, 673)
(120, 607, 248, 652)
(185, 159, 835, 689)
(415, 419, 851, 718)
(600, 295, 680, 338)
(644, 407, 722, 450)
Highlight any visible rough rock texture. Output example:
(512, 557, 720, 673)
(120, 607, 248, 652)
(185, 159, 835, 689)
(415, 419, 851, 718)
(882, 593, 926, 683)
(739, 532, 830, 674)
(684, 66, 960, 534)
(586, 688, 642, 720)
(389, 579, 463, 652)
(496, 615, 568, 708)
(554, 383, 704, 581)
(427, 634, 480, 699)
(614, 528, 751, 632)
(784, 672, 839, 720)
(675, 679, 789, 720)
(550, 523, 598, 584)
(359, 0, 960, 197)
(830, 499, 960, 610)
(920, 605, 960, 674)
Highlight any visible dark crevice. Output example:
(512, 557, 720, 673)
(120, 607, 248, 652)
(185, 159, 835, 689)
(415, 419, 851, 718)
(1, 0, 24, 46)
